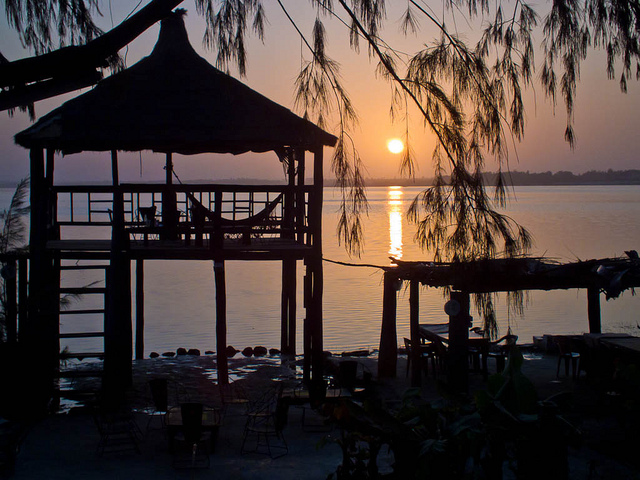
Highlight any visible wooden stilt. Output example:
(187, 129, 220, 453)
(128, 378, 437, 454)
(281, 258, 296, 355)
(135, 259, 144, 360)
(214, 259, 229, 385)
(303, 268, 311, 383)
(103, 150, 133, 396)
(5, 258, 17, 344)
(587, 286, 602, 334)
(409, 280, 421, 387)
(378, 272, 398, 378)
(308, 148, 324, 391)
(447, 291, 470, 394)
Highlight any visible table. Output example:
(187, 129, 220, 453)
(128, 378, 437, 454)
(419, 323, 490, 377)
(599, 336, 640, 355)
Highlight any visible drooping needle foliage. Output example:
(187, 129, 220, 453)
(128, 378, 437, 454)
(3, 0, 639, 262)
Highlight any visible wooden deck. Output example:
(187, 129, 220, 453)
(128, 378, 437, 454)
(46, 237, 311, 261)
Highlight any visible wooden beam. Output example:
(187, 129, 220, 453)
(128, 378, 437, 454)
(587, 286, 602, 334)
(378, 272, 398, 378)
(409, 280, 421, 387)
(214, 259, 229, 385)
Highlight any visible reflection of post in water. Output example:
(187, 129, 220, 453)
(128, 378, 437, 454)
(388, 186, 403, 259)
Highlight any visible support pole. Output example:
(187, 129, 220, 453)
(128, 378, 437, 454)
(104, 150, 133, 397)
(409, 279, 421, 387)
(281, 258, 296, 356)
(309, 148, 324, 392)
(4, 258, 18, 344)
(447, 291, 471, 394)
(587, 286, 602, 334)
(163, 152, 177, 240)
(214, 259, 229, 385)
(135, 259, 144, 360)
(378, 272, 398, 378)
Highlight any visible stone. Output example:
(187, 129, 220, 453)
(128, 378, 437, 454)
(253, 346, 268, 356)
(242, 347, 253, 357)
(162, 351, 175, 357)
(187, 348, 201, 356)
(176, 347, 187, 356)
(149, 352, 160, 358)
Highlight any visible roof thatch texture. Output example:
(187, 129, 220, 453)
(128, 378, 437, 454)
(15, 10, 337, 155)
(389, 253, 640, 298)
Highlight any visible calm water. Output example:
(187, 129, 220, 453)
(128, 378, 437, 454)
(2, 185, 639, 355)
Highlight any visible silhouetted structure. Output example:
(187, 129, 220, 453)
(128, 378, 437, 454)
(378, 255, 640, 390)
(14, 11, 336, 399)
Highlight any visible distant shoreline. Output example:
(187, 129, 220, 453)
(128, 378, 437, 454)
(363, 169, 640, 187)
(2, 169, 640, 188)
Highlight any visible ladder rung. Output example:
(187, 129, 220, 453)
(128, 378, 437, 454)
(60, 265, 109, 271)
(57, 370, 103, 378)
(61, 352, 105, 360)
(60, 287, 106, 294)
(59, 309, 105, 315)
(59, 332, 105, 339)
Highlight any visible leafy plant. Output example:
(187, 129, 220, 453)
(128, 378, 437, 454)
(0, 178, 30, 343)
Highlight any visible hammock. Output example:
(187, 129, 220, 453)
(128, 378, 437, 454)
(185, 192, 283, 228)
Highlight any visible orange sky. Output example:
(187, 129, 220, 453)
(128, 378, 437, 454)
(1, 0, 639, 184)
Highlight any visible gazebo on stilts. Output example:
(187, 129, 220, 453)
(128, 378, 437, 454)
(15, 10, 336, 400)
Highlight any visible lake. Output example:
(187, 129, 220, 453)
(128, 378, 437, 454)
(2, 185, 639, 356)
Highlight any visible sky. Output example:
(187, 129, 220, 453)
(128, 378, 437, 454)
(1, 0, 639, 185)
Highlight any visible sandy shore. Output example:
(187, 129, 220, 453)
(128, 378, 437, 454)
(5, 350, 640, 479)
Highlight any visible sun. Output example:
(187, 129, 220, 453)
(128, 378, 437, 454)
(387, 138, 404, 154)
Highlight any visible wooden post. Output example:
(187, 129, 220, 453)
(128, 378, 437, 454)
(18, 256, 27, 340)
(135, 259, 144, 360)
(295, 148, 305, 244)
(587, 286, 602, 334)
(378, 271, 398, 378)
(281, 258, 296, 356)
(163, 152, 177, 240)
(303, 268, 311, 383)
(447, 291, 470, 393)
(214, 259, 229, 385)
(103, 150, 133, 397)
(4, 257, 18, 344)
(409, 279, 421, 387)
(309, 147, 324, 390)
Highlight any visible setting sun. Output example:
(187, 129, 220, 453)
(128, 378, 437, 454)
(387, 138, 404, 154)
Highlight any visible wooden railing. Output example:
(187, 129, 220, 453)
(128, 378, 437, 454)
(52, 184, 313, 245)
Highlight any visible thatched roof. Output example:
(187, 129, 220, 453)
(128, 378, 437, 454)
(14, 10, 337, 155)
(388, 253, 640, 298)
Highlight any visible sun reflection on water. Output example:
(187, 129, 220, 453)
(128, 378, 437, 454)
(388, 186, 403, 259)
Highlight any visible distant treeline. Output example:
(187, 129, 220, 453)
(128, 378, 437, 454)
(364, 169, 640, 186)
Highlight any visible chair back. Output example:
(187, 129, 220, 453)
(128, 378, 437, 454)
(149, 378, 168, 412)
(338, 360, 358, 391)
(181, 403, 204, 444)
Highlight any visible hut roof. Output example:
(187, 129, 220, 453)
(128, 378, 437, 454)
(388, 253, 640, 298)
(14, 11, 337, 155)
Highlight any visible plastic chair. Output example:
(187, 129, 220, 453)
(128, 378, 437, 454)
(555, 336, 581, 379)
(488, 332, 518, 373)
(172, 403, 211, 469)
(404, 337, 436, 377)
(146, 378, 188, 431)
